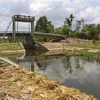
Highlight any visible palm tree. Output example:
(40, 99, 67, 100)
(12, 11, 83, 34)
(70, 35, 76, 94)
(63, 14, 74, 35)
(69, 14, 74, 30)
(65, 18, 71, 28)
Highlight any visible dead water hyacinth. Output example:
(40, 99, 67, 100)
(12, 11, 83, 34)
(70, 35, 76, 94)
(0, 65, 97, 100)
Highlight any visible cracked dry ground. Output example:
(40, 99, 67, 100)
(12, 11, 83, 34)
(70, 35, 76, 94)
(0, 65, 97, 100)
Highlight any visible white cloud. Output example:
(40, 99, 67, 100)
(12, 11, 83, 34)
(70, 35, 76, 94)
(0, 0, 100, 30)
(89, 0, 100, 2)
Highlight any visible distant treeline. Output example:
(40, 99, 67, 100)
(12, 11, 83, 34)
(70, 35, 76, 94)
(35, 14, 100, 40)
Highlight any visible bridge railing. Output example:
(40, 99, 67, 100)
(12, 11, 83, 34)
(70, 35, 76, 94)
(0, 31, 68, 40)
(13, 15, 35, 20)
(0, 31, 68, 36)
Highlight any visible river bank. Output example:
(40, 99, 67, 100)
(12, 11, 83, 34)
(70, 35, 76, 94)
(34, 41, 100, 59)
(0, 38, 100, 58)
(0, 57, 97, 100)
(0, 43, 25, 56)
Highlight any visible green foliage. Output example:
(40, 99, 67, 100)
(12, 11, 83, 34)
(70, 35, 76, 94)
(81, 24, 97, 40)
(64, 14, 74, 35)
(71, 23, 100, 40)
(65, 14, 74, 28)
(34, 37, 54, 42)
(0, 38, 9, 43)
(82, 51, 100, 59)
(54, 14, 74, 35)
(92, 39, 97, 44)
(54, 26, 70, 35)
(35, 16, 54, 33)
(70, 31, 79, 38)
(54, 27, 63, 34)
(62, 24, 70, 35)
(35, 14, 100, 40)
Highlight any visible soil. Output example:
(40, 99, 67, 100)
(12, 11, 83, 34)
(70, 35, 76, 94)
(60, 38, 92, 45)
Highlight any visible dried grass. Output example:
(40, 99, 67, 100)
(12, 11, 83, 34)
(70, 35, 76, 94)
(0, 65, 97, 100)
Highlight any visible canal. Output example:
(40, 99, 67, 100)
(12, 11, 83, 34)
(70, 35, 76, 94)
(7, 50, 100, 99)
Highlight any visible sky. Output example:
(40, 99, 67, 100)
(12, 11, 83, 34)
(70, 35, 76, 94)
(0, 0, 100, 31)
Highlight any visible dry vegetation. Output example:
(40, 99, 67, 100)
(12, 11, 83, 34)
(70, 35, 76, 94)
(0, 64, 97, 100)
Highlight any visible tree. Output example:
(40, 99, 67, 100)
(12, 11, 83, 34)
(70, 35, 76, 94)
(62, 24, 70, 35)
(81, 24, 97, 40)
(54, 27, 63, 34)
(96, 24, 100, 40)
(35, 16, 54, 33)
(69, 14, 74, 30)
(54, 14, 74, 35)
(76, 18, 85, 32)
(64, 14, 74, 35)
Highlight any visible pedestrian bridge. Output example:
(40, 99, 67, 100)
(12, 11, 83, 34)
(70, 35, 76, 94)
(0, 14, 68, 49)
(0, 31, 68, 41)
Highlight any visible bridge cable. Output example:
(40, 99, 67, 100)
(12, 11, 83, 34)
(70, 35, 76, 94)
(3, 21, 12, 38)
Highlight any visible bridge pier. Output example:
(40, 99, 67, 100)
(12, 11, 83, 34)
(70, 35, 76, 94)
(12, 17, 16, 42)
(31, 21, 34, 39)
(22, 36, 35, 49)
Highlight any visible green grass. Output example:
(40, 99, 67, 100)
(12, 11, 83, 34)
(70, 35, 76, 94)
(64, 42, 100, 60)
(0, 43, 24, 50)
(82, 51, 100, 58)
(0, 59, 10, 67)
(65, 49, 100, 60)
(70, 43, 100, 49)
(0, 53, 24, 57)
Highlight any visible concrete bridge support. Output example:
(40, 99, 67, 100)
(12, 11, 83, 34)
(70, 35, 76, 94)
(22, 36, 35, 49)
(12, 15, 35, 42)
(31, 21, 34, 39)
(12, 18, 16, 42)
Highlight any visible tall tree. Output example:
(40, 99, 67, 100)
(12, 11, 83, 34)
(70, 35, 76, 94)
(63, 14, 74, 35)
(69, 14, 74, 30)
(35, 16, 54, 33)
(76, 18, 85, 32)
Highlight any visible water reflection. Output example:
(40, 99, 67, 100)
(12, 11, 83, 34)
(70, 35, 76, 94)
(8, 55, 100, 99)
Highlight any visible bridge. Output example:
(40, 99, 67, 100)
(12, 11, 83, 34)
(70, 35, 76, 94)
(0, 31, 67, 41)
(0, 14, 68, 48)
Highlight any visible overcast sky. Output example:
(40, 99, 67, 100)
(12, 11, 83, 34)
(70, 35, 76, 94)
(0, 0, 100, 31)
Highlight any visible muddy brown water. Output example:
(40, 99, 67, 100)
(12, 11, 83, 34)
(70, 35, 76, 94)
(6, 50, 100, 99)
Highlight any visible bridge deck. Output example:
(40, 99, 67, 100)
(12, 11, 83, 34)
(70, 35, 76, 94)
(13, 15, 35, 22)
(0, 31, 68, 39)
